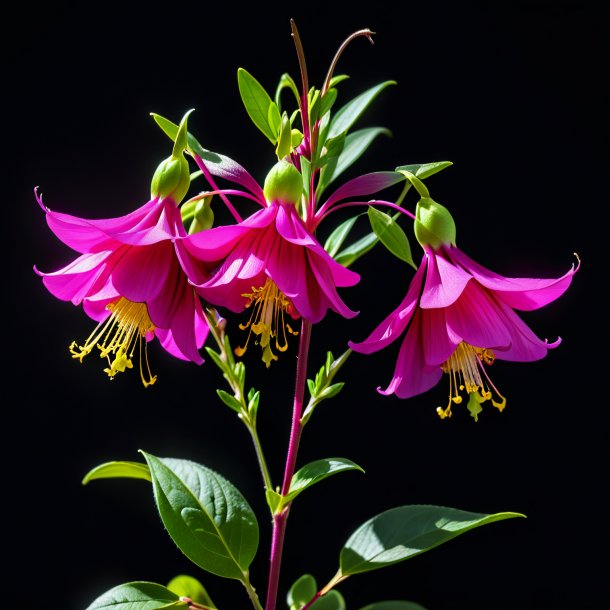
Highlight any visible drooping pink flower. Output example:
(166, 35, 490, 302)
(183, 198, 359, 367)
(35, 189, 211, 386)
(349, 243, 578, 420)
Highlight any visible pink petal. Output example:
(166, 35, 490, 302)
(448, 247, 579, 311)
(420, 307, 460, 367)
(349, 260, 427, 354)
(379, 310, 443, 399)
(444, 282, 513, 351)
(420, 248, 472, 309)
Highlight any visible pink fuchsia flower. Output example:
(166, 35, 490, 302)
(183, 160, 360, 366)
(34, 184, 212, 387)
(349, 197, 579, 421)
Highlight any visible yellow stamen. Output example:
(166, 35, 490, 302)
(69, 297, 157, 387)
(436, 342, 506, 421)
(235, 278, 299, 367)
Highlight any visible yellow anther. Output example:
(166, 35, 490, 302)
(69, 297, 157, 387)
(236, 278, 298, 367)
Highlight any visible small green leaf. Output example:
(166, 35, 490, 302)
(368, 207, 415, 268)
(143, 453, 259, 581)
(276, 112, 293, 159)
(287, 574, 317, 610)
(286, 458, 364, 504)
(82, 461, 151, 485)
(319, 88, 338, 118)
(328, 81, 396, 140)
(311, 591, 346, 610)
(291, 129, 304, 149)
(268, 103, 282, 138)
(204, 347, 228, 374)
(340, 505, 525, 576)
(395, 161, 453, 180)
(275, 72, 300, 110)
(237, 67, 276, 143)
(359, 602, 428, 610)
(266, 489, 282, 513)
(334, 231, 379, 267)
(324, 215, 362, 257)
(167, 575, 216, 608)
(301, 157, 312, 204)
(247, 390, 260, 420)
(216, 389, 243, 413)
(318, 382, 345, 400)
(85, 581, 184, 610)
(328, 74, 350, 87)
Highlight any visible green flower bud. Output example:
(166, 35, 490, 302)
(182, 196, 214, 234)
(414, 197, 457, 249)
(151, 155, 190, 203)
(263, 160, 303, 205)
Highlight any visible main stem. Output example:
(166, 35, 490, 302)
(265, 319, 313, 610)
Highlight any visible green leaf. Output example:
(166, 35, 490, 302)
(216, 389, 242, 413)
(368, 207, 415, 268)
(287, 574, 317, 610)
(334, 231, 379, 267)
(142, 453, 259, 581)
(301, 157, 312, 205)
(266, 488, 282, 513)
(204, 347, 228, 374)
(276, 112, 293, 159)
(318, 382, 345, 400)
(268, 103, 282, 138)
(167, 575, 216, 608)
(319, 88, 338, 118)
(324, 214, 362, 257)
(82, 461, 151, 485)
(329, 74, 350, 87)
(237, 67, 276, 143)
(286, 458, 364, 504)
(358, 602, 428, 610)
(327, 81, 396, 140)
(311, 591, 346, 610)
(331, 127, 391, 182)
(340, 505, 525, 576)
(395, 161, 453, 180)
(85, 581, 184, 610)
(275, 72, 300, 110)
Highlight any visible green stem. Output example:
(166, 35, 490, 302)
(243, 575, 265, 610)
(246, 417, 273, 493)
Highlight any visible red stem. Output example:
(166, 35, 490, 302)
(265, 319, 313, 610)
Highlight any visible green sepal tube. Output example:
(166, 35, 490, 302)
(150, 110, 193, 202)
(263, 160, 303, 204)
(414, 197, 457, 249)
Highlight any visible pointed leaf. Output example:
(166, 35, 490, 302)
(359, 602, 428, 610)
(334, 231, 379, 267)
(276, 112, 293, 159)
(268, 103, 282, 138)
(330, 127, 391, 183)
(395, 161, 453, 180)
(287, 574, 317, 610)
(237, 68, 276, 143)
(85, 582, 184, 610)
(82, 461, 151, 485)
(328, 74, 350, 87)
(340, 505, 524, 576)
(286, 458, 364, 504)
(311, 591, 346, 610)
(368, 207, 415, 268)
(319, 88, 338, 118)
(323, 171, 405, 209)
(327, 81, 396, 139)
(166, 575, 216, 608)
(324, 214, 362, 257)
(142, 453, 259, 581)
(216, 389, 243, 413)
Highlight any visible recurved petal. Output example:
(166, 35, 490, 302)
(420, 248, 472, 309)
(349, 260, 427, 354)
(379, 310, 443, 399)
(448, 246, 579, 311)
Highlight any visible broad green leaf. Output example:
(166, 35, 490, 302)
(82, 461, 151, 485)
(237, 68, 276, 143)
(359, 602, 428, 610)
(368, 207, 415, 268)
(327, 81, 396, 140)
(311, 591, 346, 610)
(340, 505, 524, 576)
(85, 581, 184, 610)
(286, 458, 364, 504)
(287, 574, 317, 610)
(324, 214, 362, 257)
(395, 161, 453, 180)
(142, 453, 259, 581)
(334, 231, 379, 267)
(167, 575, 216, 608)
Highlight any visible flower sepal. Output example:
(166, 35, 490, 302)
(414, 196, 456, 249)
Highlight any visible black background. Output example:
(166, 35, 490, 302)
(4, 1, 607, 609)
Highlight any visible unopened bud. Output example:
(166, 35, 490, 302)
(263, 160, 303, 205)
(414, 197, 456, 249)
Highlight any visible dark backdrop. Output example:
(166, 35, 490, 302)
(5, 2, 607, 609)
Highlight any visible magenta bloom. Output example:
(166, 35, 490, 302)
(183, 200, 359, 366)
(349, 244, 578, 420)
(35, 190, 210, 386)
